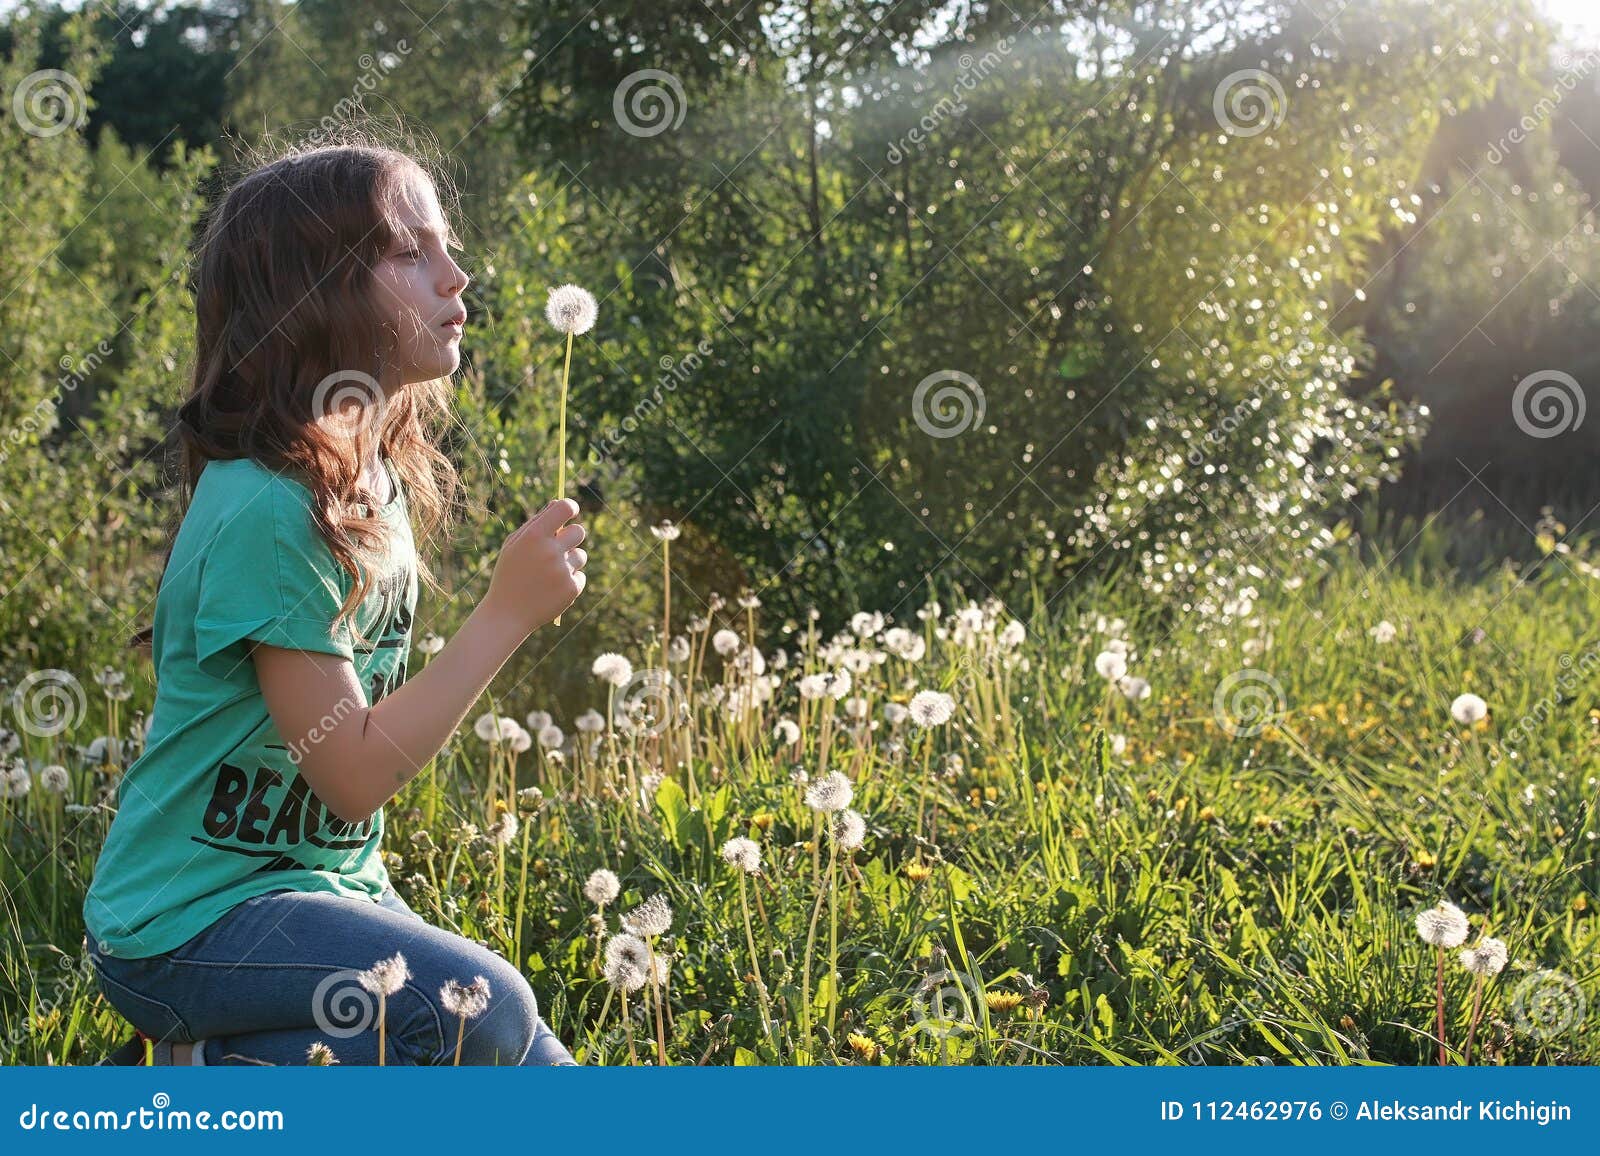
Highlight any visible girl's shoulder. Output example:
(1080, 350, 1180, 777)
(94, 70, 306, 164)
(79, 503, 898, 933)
(190, 457, 319, 538)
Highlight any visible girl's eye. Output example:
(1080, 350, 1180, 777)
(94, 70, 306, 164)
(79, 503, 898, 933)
(395, 248, 422, 261)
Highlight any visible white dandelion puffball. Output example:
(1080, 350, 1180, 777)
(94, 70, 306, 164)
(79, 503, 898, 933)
(538, 724, 565, 750)
(440, 976, 492, 1020)
(833, 809, 867, 851)
(1460, 937, 1509, 976)
(1415, 901, 1470, 948)
(773, 718, 801, 746)
(1094, 650, 1128, 681)
(584, 868, 621, 906)
(650, 520, 681, 542)
(1117, 675, 1151, 701)
(622, 892, 673, 937)
(356, 951, 411, 997)
(908, 689, 955, 728)
(603, 934, 650, 993)
(417, 630, 445, 655)
(998, 620, 1026, 648)
(40, 764, 70, 794)
(507, 724, 533, 754)
(1450, 693, 1488, 725)
(592, 652, 634, 687)
(1368, 620, 1397, 644)
(575, 709, 606, 734)
(883, 702, 909, 726)
(805, 770, 854, 813)
(7, 765, 31, 798)
(472, 712, 500, 742)
(526, 709, 553, 732)
(487, 812, 518, 847)
(720, 836, 762, 874)
(712, 628, 742, 657)
(545, 283, 598, 335)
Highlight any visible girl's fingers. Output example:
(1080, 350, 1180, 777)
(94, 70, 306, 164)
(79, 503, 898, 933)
(566, 547, 588, 572)
(554, 522, 587, 550)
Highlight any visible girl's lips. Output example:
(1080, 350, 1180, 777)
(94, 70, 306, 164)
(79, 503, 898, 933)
(441, 320, 464, 338)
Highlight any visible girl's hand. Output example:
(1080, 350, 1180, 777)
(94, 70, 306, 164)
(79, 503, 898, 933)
(484, 498, 588, 635)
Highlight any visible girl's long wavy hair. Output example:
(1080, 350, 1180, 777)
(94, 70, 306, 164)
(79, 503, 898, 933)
(128, 138, 464, 654)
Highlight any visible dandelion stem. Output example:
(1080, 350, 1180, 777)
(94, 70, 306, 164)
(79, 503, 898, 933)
(377, 993, 387, 1067)
(738, 872, 774, 1041)
(826, 833, 840, 1040)
(553, 328, 574, 627)
(620, 986, 640, 1066)
(453, 1015, 466, 1065)
(1435, 945, 1448, 1066)
(1466, 974, 1485, 1066)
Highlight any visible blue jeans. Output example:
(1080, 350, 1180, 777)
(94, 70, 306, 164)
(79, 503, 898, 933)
(88, 885, 576, 1066)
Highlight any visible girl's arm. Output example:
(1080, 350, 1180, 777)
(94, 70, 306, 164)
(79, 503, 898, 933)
(252, 498, 587, 824)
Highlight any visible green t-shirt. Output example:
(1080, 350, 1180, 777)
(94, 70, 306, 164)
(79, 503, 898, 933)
(84, 454, 417, 960)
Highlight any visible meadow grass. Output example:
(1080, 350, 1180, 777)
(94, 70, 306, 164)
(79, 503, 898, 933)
(2, 532, 1596, 1065)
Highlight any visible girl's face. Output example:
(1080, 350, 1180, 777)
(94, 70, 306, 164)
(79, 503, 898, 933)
(371, 166, 470, 388)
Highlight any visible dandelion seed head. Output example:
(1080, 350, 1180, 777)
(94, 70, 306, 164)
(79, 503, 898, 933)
(1459, 936, 1509, 976)
(720, 836, 763, 874)
(833, 808, 867, 851)
(622, 892, 673, 937)
(805, 770, 854, 813)
(545, 283, 598, 335)
(1450, 693, 1488, 725)
(908, 689, 955, 727)
(356, 951, 410, 997)
(39, 764, 69, 794)
(584, 868, 621, 906)
(1414, 901, 1470, 948)
(440, 975, 492, 1019)
(603, 933, 650, 992)
(592, 652, 634, 687)
(1094, 650, 1128, 681)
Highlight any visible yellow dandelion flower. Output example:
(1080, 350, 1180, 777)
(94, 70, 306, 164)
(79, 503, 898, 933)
(1252, 814, 1272, 830)
(752, 812, 774, 832)
(848, 1033, 881, 1062)
(1574, 894, 1589, 913)
(985, 991, 1024, 1013)
(905, 862, 934, 883)
(1414, 848, 1437, 868)
(1198, 806, 1217, 822)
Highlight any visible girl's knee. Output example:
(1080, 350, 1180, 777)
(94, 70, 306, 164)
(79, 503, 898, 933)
(454, 967, 540, 1066)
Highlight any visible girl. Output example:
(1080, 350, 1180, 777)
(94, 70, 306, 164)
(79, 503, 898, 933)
(82, 141, 589, 1065)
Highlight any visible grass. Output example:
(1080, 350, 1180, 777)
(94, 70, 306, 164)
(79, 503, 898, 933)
(2, 527, 1597, 1065)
